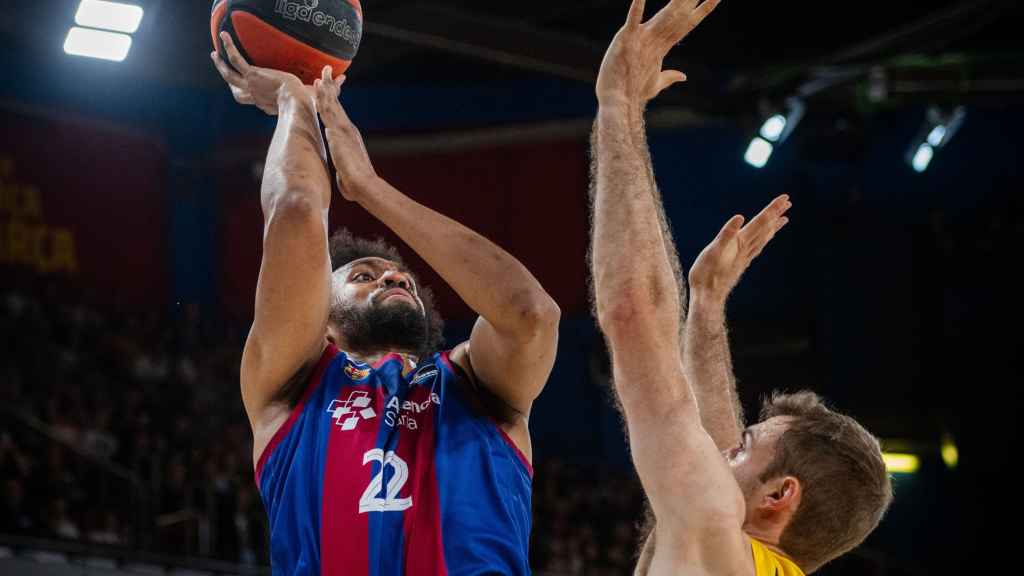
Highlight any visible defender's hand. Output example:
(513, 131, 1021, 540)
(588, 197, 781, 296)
(211, 32, 306, 115)
(596, 0, 721, 109)
(313, 66, 377, 201)
(689, 195, 791, 305)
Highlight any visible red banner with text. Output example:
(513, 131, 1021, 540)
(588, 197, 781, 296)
(0, 108, 168, 309)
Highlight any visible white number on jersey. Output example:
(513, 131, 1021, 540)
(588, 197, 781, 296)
(358, 449, 413, 513)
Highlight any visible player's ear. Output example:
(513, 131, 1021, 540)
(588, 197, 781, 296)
(325, 322, 341, 346)
(763, 475, 801, 513)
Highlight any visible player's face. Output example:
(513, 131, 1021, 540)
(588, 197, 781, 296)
(328, 257, 432, 355)
(726, 416, 793, 509)
(334, 257, 425, 316)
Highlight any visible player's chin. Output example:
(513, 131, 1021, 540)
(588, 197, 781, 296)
(377, 295, 421, 313)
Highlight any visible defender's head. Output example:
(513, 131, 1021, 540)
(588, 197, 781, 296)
(727, 391, 892, 572)
(327, 229, 444, 359)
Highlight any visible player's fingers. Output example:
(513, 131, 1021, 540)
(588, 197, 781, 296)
(716, 214, 745, 244)
(316, 80, 336, 108)
(626, 0, 647, 28)
(744, 216, 788, 262)
(230, 86, 254, 104)
(652, 0, 721, 49)
(235, 92, 255, 107)
(740, 194, 790, 241)
(211, 52, 245, 86)
(690, 0, 722, 28)
(653, 70, 687, 97)
(314, 78, 346, 124)
(219, 32, 252, 76)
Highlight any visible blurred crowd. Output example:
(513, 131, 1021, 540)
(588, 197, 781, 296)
(0, 288, 645, 573)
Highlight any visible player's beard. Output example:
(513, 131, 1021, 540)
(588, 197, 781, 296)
(331, 297, 430, 359)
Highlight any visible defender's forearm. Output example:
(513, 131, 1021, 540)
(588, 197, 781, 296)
(591, 106, 682, 323)
(352, 177, 555, 333)
(684, 294, 743, 450)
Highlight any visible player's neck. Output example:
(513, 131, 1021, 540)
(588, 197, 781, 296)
(326, 333, 421, 369)
(745, 528, 796, 563)
(347, 348, 420, 370)
(744, 526, 781, 552)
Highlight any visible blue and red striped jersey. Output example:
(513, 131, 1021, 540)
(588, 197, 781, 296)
(255, 344, 533, 575)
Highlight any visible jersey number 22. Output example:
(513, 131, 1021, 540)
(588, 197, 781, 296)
(359, 449, 413, 513)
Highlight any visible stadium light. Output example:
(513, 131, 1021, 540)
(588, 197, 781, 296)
(941, 434, 959, 470)
(906, 106, 966, 173)
(911, 144, 934, 173)
(746, 97, 804, 169)
(759, 115, 787, 142)
(744, 138, 774, 169)
(883, 453, 920, 474)
(75, 0, 144, 34)
(64, 27, 133, 62)
(926, 125, 947, 147)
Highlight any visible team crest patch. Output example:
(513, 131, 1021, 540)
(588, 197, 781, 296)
(344, 362, 371, 381)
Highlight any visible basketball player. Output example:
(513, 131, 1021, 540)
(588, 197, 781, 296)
(589, 1, 892, 574)
(211, 32, 559, 574)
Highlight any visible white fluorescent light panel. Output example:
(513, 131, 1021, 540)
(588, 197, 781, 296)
(911, 144, 934, 173)
(75, 0, 144, 34)
(759, 115, 787, 143)
(64, 27, 133, 62)
(64, 1, 143, 61)
(744, 138, 774, 169)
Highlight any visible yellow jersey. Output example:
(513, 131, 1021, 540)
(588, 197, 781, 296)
(750, 538, 805, 576)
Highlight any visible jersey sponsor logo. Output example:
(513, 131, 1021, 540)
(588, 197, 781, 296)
(344, 362, 371, 381)
(273, 0, 361, 48)
(409, 365, 438, 386)
(326, 390, 377, 431)
(383, 392, 440, 431)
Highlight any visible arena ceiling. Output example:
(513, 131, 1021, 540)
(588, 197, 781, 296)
(1, 0, 1022, 115)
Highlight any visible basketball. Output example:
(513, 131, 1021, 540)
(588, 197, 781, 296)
(211, 0, 362, 84)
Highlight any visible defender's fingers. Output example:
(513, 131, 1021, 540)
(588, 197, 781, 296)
(742, 195, 790, 236)
(653, 70, 687, 96)
(739, 195, 789, 247)
(745, 217, 788, 261)
(626, 0, 648, 27)
(717, 214, 745, 242)
(651, 0, 722, 48)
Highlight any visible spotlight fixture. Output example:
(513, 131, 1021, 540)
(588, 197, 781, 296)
(906, 106, 966, 173)
(745, 97, 805, 169)
(64, 0, 144, 62)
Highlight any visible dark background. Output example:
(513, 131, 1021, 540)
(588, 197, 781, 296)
(1, 0, 1022, 574)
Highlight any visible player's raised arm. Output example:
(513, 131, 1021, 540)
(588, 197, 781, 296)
(590, 1, 755, 574)
(312, 69, 559, 435)
(212, 34, 333, 435)
(686, 196, 791, 451)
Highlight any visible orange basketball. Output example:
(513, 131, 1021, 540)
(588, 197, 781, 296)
(211, 0, 362, 84)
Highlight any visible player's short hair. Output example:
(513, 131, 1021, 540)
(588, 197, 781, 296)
(330, 228, 406, 272)
(759, 391, 893, 572)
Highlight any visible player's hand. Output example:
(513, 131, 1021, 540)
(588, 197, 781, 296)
(211, 32, 307, 115)
(688, 195, 791, 305)
(313, 65, 377, 201)
(596, 0, 721, 109)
